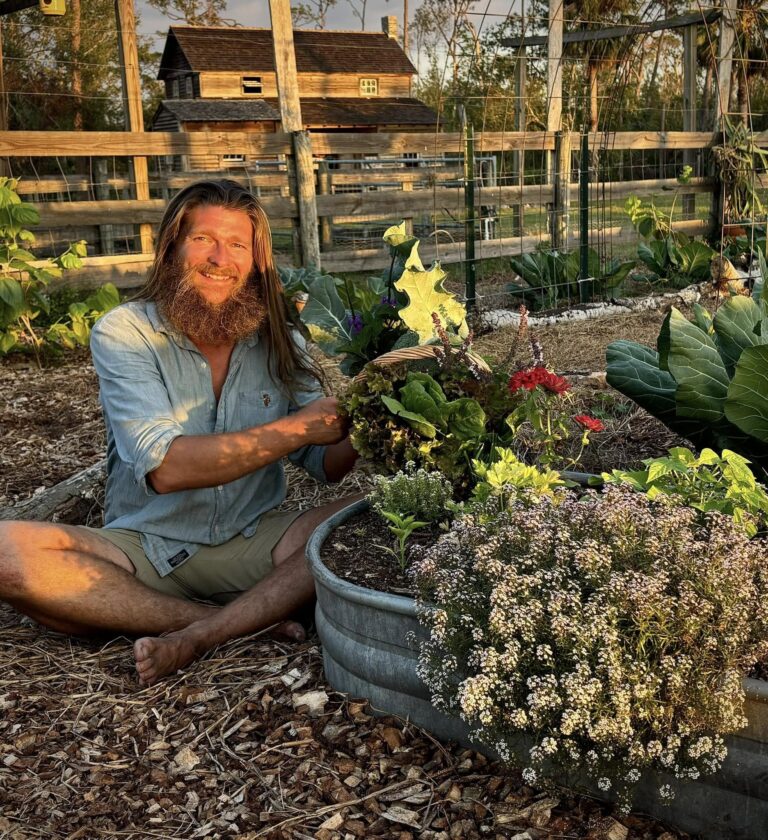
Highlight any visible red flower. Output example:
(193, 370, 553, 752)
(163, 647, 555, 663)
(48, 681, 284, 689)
(509, 367, 571, 395)
(573, 414, 605, 433)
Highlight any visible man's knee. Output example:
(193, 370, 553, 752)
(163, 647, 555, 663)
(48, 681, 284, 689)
(0, 521, 33, 591)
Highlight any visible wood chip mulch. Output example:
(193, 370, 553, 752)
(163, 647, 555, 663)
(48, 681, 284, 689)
(0, 312, 692, 839)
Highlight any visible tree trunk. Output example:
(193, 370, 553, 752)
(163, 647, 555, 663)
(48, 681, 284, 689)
(72, 0, 82, 131)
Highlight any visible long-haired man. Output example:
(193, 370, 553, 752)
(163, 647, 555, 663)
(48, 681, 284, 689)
(0, 180, 358, 685)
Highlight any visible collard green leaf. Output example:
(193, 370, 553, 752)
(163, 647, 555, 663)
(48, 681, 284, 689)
(656, 311, 672, 371)
(298, 274, 351, 355)
(666, 307, 729, 421)
(605, 339, 678, 422)
(725, 344, 768, 442)
(399, 378, 445, 426)
(380, 394, 438, 438)
(712, 294, 765, 375)
(691, 303, 714, 335)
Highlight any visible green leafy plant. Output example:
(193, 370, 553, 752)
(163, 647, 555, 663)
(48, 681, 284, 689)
(508, 246, 633, 310)
(375, 511, 431, 571)
(605, 288, 768, 478)
(602, 446, 768, 537)
(280, 222, 468, 376)
(414, 484, 768, 810)
(0, 177, 118, 365)
(711, 116, 768, 222)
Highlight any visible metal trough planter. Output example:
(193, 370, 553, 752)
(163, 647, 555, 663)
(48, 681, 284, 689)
(307, 499, 768, 840)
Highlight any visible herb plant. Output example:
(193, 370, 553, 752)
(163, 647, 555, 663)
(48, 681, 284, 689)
(413, 485, 768, 810)
(375, 511, 430, 571)
(369, 466, 453, 523)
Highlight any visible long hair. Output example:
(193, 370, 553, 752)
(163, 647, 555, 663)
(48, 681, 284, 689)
(138, 179, 324, 394)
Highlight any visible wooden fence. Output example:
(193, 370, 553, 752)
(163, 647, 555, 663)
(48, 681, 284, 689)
(0, 127, 752, 289)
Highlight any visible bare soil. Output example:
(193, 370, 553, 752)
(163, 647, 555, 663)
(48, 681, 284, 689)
(0, 311, 694, 839)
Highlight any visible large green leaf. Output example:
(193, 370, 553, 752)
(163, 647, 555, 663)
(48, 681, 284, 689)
(725, 345, 768, 443)
(380, 394, 437, 438)
(298, 274, 351, 355)
(666, 307, 729, 422)
(674, 240, 716, 280)
(445, 397, 486, 440)
(399, 378, 445, 426)
(606, 339, 678, 423)
(0, 276, 24, 322)
(712, 295, 765, 375)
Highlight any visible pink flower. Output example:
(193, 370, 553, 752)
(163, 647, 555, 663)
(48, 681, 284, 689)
(573, 414, 605, 433)
(509, 367, 571, 395)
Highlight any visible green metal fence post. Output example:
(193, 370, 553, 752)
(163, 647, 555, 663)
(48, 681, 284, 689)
(579, 131, 591, 304)
(464, 123, 477, 311)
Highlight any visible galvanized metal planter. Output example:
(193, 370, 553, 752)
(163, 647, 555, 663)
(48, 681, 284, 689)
(307, 499, 768, 840)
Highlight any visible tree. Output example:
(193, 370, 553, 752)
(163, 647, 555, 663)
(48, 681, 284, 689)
(291, 0, 337, 28)
(144, 0, 236, 26)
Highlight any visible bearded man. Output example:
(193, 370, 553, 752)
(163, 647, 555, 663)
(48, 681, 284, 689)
(0, 180, 358, 685)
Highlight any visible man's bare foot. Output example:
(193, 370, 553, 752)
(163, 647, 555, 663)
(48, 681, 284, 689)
(133, 619, 307, 685)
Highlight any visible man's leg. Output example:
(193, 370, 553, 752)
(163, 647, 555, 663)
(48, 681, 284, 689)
(134, 493, 363, 685)
(0, 521, 214, 636)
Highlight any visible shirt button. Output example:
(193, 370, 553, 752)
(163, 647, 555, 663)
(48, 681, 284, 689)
(217, 485, 223, 491)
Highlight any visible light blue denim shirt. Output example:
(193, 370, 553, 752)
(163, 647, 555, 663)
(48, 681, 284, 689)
(90, 300, 328, 576)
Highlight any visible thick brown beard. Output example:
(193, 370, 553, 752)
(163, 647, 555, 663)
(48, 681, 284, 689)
(153, 260, 267, 345)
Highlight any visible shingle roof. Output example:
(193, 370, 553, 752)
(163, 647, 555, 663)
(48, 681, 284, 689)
(158, 26, 417, 79)
(153, 97, 438, 129)
(155, 99, 281, 124)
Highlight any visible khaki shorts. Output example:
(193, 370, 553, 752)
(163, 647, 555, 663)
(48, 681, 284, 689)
(82, 508, 303, 605)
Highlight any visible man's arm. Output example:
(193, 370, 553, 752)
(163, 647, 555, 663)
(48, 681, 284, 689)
(148, 397, 346, 494)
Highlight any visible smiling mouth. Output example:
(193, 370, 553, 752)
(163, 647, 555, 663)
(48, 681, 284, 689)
(198, 270, 237, 282)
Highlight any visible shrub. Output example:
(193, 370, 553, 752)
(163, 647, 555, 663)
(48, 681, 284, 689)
(413, 485, 768, 809)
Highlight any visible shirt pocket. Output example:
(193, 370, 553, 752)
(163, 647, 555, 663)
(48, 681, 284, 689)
(237, 390, 285, 429)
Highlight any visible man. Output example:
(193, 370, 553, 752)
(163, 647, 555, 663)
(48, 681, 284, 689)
(0, 180, 358, 685)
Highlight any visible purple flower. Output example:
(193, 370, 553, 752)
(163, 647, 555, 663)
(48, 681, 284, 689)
(346, 313, 364, 336)
(380, 295, 398, 308)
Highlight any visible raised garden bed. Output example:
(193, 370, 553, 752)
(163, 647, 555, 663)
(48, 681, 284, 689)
(310, 499, 768, 840)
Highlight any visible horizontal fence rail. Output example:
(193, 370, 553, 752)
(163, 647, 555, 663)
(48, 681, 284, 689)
(0, 128, 753, 286)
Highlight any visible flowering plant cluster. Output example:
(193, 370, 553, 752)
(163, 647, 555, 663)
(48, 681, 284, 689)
(412, 484, 768, 809)
(506, 365, 605, 468)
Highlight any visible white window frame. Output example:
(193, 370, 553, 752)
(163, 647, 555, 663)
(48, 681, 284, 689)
(359, 77, 378, 96)
(222, 153, 246, 165)
(241, 75, 263, 95)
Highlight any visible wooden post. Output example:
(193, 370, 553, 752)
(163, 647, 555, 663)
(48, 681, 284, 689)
(269, 0, 321, 268)
(712, 0, 737, 230)
(114, 0, 152, 254)
(94, 159, 115, 255)
(547, 0, 563, 244)
(317, 160, 333, 250)
(682, 22, 697, 220)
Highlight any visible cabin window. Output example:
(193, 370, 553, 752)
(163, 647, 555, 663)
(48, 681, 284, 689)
(170, 78, 179, 98)
(241, 76, 263, 95)
(359, 78, 378, 96)
(222, 154, 246, 165)
(185, 75, 194, 97)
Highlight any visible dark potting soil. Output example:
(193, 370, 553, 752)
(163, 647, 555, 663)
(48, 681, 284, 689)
(320, 508, 440, 597)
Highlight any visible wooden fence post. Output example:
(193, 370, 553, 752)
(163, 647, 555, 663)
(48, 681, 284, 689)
(711, 0, 737, 232)
(317, 160, 333, 251)
(552, 130, 571, 251)
(547, 0, 563, 245)
(114, 0, 152, 254)
(512, 46, 526, 237)
(682, 22, 697, 221)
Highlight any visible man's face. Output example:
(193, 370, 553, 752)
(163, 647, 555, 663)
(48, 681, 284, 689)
(177, 205, 255, 306)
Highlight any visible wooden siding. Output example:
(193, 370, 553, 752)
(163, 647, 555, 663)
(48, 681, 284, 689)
(198, 71, 411, 99)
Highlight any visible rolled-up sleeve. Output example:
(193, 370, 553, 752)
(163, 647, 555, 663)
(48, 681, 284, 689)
(91, 311, 184, 493)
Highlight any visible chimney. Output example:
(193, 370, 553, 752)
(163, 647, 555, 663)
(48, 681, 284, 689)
(381, 15, 398, 40)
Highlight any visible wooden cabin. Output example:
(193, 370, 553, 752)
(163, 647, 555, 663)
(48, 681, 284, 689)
(152, 19, 439, 171)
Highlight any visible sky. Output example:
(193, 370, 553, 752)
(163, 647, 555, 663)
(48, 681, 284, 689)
(135, 0, 523, 61)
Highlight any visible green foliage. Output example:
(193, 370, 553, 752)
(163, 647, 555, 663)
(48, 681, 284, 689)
(603, 447, 768, 537)
(605, 293, 768, 478)
(281, 223, 466, 376)
(711, 116, 768, 222)
(369, 466, 454, 524)
(376, 511, 431, 571)
(508, 246, 633, 310)
(0, 178, 118, 364)
(464, 447, 567, 514)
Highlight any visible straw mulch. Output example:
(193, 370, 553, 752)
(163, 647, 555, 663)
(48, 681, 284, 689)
(0, 312, 690, 839)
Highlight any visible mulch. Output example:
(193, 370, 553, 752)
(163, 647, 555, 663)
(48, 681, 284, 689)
(0, 311, 693, 839)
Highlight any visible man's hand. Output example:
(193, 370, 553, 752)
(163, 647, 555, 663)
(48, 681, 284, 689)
(294, 397, 349, 446)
